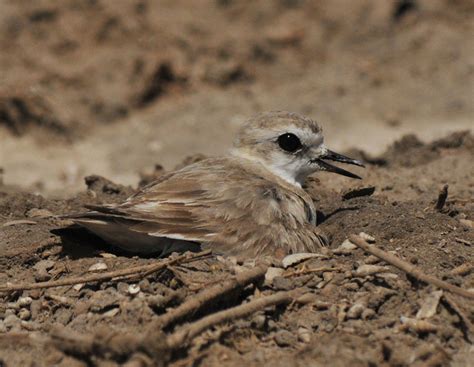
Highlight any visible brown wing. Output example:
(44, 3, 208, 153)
(80, 158, 325, 256)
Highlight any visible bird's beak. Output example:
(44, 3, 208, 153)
(312, 149, 365, 179)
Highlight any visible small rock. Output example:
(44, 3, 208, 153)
(282, 253, 325, 268)
(28, 290, 42, 299)
(251, 314, 266, 330)
(18, 308, 31, 320)
(88, 262, 108, 272)
(272, 276, 293, 291)
(459, 219, 473, 228)
(138, 279, 152, 293)
(265, 267, 284, 284)
(333, 239, 357, 255)
(128, 284, 140, 295)
(73, 283, 84, 291)
(355, 264, 390, 277)
(102, 307, 120, 318)
(400, 316, 438, 333)
(34, 270, 51, 282)
(359, 232, 376, 243)
(0, 321, 6, 333)
(297, 327, 311, 343)
(364, 255, 381, 264)
(4, 314, 20, 328)
(17, 297, 33, 307)
(347, 303, 365, 319)
(361, 308, 376, 320)
(99, 252, 117, 258)
(274, 330, 296, 347)
(26, 208, 54, 218)
(33, 260, 55, 272)
(117, 282, 129, 294)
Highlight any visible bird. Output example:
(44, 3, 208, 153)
(69, 111, 364, 258)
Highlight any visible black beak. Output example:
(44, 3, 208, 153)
(312, 150, 365, 179)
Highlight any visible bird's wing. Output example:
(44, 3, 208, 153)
(74, 158, 323, 255)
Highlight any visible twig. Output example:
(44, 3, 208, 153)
(0, 250, 211, 293)
(165, 289, 303, 349)
(442, 293, 473, 339)
(349, 235, 474, 300)
(283, 266, 341, 278)
(435, 184, 449, 211)
(156, 264, 268, 328)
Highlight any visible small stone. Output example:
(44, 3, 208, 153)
(4, 314, 20, 328)
(282, 253, 325, 268)
(347, 303, 365, 319)
(297, 327, 311, 343)
(0, 321, 6, 333)
(26, 208, 54, 218)
(33, 260, 55, 272)
(128, 284, 140, 295)
(102, 307, 120, 318)
(117, 282, 129, 294)
(364, 255, 381, 264)
(99, 252, 117, 258)
(28, 290, 42, 299)
(333, 239, 357, 255)
(17, 297, 33, 307)
(252, 314, 266, 330)
(459, 219, 473, 228)
(359, 232, 376, 243)
(274, 330, 295, 347)
(265, 267, 284, 284)
(361, 308, 376, 320)
(138, 279, 152, 293)
(18, 308, 31, 321)
(355, 264, 390, 277)
(272, 276, 293, 291)
(35, 270, 51, 282)
(88, 262, 108, 271)
(416, 290, 443, 319)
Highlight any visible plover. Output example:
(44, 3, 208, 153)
(70, 111, 364, 257)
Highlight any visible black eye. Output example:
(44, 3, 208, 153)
(277, 133, 302, 153)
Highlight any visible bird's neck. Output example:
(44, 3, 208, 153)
(230, 149, 302, 188)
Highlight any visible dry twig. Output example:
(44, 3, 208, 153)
(435, 184, 449, 211)
(349, 235, 474, 300)
(0, 250, 211, 293)
(156, 264, 268, 328)
(165, 289, 303, 349)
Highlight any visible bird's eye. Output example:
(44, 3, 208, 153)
(277, 133, 302, 153)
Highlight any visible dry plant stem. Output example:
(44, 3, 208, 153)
(166, 290, 301, 349)
(349, 235, 474, 300)
(0, 250, 211, 293)
(435, 184, 449, 211)
(442, 294, 473, 336)
(157, 264, 268, 328)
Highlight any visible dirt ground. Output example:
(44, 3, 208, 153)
(0, 1, 473, 366)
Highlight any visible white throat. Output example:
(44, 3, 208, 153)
(230, 149, 302, 188)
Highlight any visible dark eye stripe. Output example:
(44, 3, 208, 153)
(277, 133, 302, 153)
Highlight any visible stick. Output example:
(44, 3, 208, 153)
(349, 235, 474, 300)
(435, 184, 449, 211)
(156, 264, 268, 328)
(166, 289, 302, 349)
(0, 250, 211, 293)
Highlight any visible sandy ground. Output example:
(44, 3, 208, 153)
(0, 1, 473, 366)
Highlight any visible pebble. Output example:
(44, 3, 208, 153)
(272, 276, 293, 291)
(18, 296, 33, 307)
(88, 262, 108, 271)
(265, 267, 284, 284)
(251, 314, 266, 330)
(282, 253, 325, 268)
(459, 219, 473, 228)
(26, 208, 54, 218)
(333, 239, 357, 255)
(359, 232, 376, 243)
(128, 284, 140, 296)
(361, 308, 376, 320)
(273, 330, 295, 347)
(4, 314, 20, 328)
(297, 327, 312, 343)
(18, 308, 31, 320)
(355, 264, 390, 277)
(347, 303, 366, 319)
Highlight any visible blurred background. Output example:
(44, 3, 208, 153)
(0, 0, 472, 196)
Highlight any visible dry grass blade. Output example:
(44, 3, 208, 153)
(349, 235, 474, 300)
(0, 250, 211, 293)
